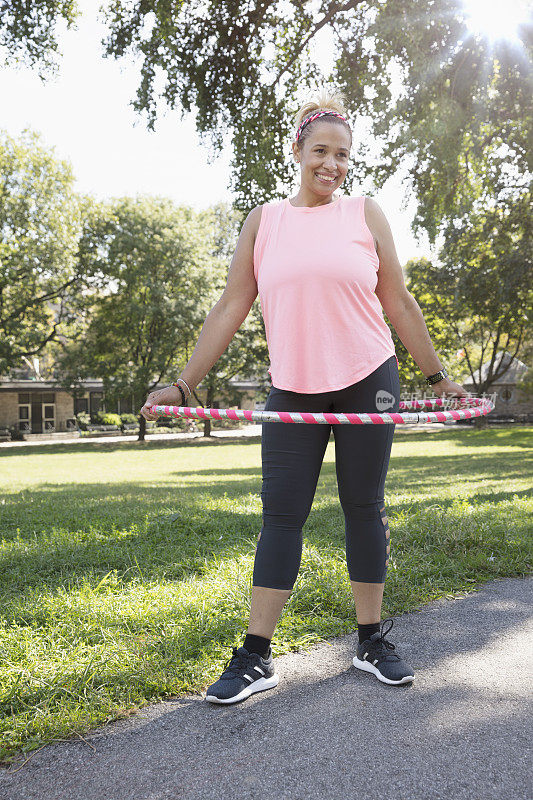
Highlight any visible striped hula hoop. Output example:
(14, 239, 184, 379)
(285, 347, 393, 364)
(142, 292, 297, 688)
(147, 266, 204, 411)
(148, 396, 495, 425)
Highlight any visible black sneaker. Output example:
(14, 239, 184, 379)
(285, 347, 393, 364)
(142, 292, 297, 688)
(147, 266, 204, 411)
(353, 618, 415, 685)
(205, 645, 279, 704)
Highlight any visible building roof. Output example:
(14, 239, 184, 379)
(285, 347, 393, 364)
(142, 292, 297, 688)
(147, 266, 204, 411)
(0, 377, 261, 391)
(0, 379, 104, 391)
(464, 351, 529, 386)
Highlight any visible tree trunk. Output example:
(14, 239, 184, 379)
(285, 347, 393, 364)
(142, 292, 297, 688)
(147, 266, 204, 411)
(473, 383, 491, 429)
(138, 413, 146, 441)
(203, 384, 214, 438)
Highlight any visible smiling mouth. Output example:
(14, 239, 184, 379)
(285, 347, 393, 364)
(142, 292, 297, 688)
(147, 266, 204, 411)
(315, 173, 337, 183)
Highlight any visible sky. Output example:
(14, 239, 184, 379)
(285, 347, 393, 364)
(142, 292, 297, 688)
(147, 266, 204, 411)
(0, 0, 435, 265)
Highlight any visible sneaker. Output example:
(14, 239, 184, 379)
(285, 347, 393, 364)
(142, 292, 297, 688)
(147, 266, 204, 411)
(353, 618, 415, 685)
(205, 645, 279, 704)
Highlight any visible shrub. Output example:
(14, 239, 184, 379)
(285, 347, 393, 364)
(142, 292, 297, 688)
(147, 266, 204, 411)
(75, 412, 91, 430)
(212, 417, 244, 429)
(95, 412, 122, 427)
(120, 413, 138, 425)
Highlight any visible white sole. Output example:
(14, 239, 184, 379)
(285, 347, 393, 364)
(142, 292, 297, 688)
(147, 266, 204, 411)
(205, 673, 279, 704)
(353, 656, 415, 685)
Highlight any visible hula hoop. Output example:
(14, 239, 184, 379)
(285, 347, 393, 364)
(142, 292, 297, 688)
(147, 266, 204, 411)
(148, 396, 495, 425)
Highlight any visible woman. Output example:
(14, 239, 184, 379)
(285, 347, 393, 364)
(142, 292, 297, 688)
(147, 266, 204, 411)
(141, 89, 468, 705)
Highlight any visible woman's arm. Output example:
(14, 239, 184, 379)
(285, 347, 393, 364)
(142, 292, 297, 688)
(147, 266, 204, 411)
(365, 197, 468, 397)
(140, 206, 262, 419)
(177, 205, 262, 391)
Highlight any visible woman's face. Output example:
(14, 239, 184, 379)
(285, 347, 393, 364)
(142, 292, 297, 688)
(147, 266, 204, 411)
(292, 121, 351, 196)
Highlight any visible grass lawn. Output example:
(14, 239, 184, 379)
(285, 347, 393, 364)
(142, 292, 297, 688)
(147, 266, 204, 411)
(0, 425, 531, 764)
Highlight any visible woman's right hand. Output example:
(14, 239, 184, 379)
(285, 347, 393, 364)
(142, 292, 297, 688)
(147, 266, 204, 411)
(140, 385, 186, 421)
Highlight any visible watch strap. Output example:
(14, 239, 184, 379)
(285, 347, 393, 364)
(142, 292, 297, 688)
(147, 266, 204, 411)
(425, 367, 448, 386)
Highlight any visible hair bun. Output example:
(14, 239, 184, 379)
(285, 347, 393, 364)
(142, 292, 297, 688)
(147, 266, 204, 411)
(294, 88, 351, 146)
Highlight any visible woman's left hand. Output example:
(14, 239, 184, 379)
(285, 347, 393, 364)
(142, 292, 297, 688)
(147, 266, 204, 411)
(430, 377, 469, 398)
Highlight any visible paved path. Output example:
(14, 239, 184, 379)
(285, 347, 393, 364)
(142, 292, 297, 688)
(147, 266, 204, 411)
(1, 576, 531, 799)
(0, 426, 264, 448)
(0, 421, 460, 449)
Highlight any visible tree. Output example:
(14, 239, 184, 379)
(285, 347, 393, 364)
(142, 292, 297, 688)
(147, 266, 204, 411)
(98, 1, 532, 217)
(0, 129, 85, 375)
(99, 0, 532, 384)
(405, 190, 532, 425)
(6, 2, 530, 253)
(55, 197, 269, 440)
(55, 195, 214, 440)
(0, 0, 80, 75)
(9, 2, 531, 396)
(386, 256, 464, 392)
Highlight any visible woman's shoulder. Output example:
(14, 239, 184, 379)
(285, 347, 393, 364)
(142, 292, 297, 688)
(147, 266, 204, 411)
(340, 193, 366, 202)
(247, 199, 279, 249)
(251, 197, 284, 218)
(250, 198, 285, 237)
(342, 194, 378, 214)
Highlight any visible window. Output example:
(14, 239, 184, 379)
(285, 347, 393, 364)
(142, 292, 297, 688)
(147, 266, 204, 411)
(119, 395, 133, 414)
(500, 387, 513, 403)
(43, 404, 55, 432)
(18, 392, 56, 433)
(74, 397, 89, 415)
(18, 402, 31, 432)
(90, 392, 104, 416)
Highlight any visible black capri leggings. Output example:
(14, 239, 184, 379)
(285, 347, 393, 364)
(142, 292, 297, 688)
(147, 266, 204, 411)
(253, 354, 400, 590)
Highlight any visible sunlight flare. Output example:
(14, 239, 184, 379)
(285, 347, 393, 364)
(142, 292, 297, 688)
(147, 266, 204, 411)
(462, 0, 531, 43)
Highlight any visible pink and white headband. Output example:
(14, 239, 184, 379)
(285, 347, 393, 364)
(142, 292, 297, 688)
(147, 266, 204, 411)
(295, 109, 349, 142)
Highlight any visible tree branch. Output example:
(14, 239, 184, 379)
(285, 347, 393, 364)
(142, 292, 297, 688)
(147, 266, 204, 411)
(4, 275, 79, 323)
(261, 0, 362, 132)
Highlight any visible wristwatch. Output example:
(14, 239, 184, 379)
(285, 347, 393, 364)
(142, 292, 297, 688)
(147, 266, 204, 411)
(425, 366, 449, 386)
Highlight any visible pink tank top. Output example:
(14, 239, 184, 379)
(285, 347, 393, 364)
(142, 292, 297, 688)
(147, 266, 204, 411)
(253, 195, 396, 393)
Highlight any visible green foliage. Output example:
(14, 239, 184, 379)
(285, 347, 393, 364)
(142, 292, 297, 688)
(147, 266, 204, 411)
(0, 0, 80, 75)
(5, 3, 531, 407)
(120, 413, 138, 425)
(95, 412, 122, 427)
(75, 412, 91, 430)
(96, 0, 533, 381)
(0, 129, 86, 375)
(7, 426, 24, 441)
(55, 197, 269, 440)
(96, 2, 532, 226)
(54, 195, 217, 437)
(406, 193, 532, 393)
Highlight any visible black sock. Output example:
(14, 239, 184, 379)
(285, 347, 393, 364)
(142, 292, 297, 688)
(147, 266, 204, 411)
(243, 633, 271, 658)
(358, 621, 380, 644)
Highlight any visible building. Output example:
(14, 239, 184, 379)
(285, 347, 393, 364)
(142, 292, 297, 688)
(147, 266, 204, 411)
(462, 351, 532, 416)
(0, 375, 263, 437)
(1, 350, 530, 437)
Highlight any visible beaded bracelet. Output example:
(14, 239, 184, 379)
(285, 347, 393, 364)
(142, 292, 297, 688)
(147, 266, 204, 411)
(170, 377, 192, 405)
